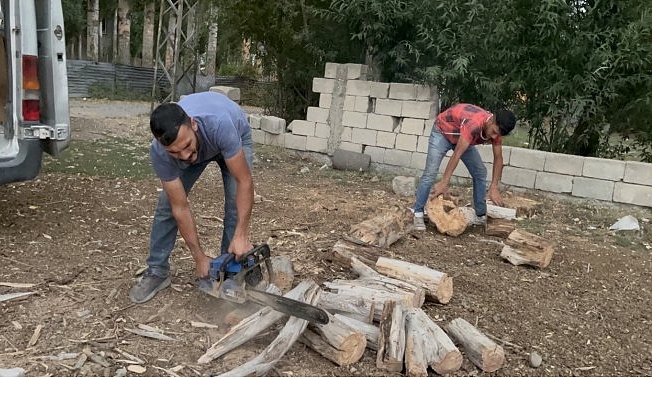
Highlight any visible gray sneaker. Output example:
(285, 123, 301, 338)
(472, 214, 487, 226)
(129, 271, 171, 304)
(414, 215, 426, 231)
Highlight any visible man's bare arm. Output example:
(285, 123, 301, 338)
(224, 149, 254, 257)
(488, 142, 504, 206)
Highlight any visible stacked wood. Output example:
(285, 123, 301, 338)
(375, 257, 453, 304)
(485, 217, 516, 238)
(500, 229, 554, 268)
(502, 195, 541, 218)
(405, 308, 462, 376)
(376, 301, 406, 372)
(445, 318, 505, 373)
(300, 310, 367, 366)
(426, 195, 474, 236)
(330, 238, 389, 269)
(333, 313, 379, 351)
(349, 207, 412, 247)
(317, 291, 374, 323)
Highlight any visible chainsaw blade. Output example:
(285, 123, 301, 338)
(246, 289, 330, 325)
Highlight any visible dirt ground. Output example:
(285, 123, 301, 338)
(1, 99, 651, 378)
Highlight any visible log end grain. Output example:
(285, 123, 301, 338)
(431, 349, 463, 376)
(481, 345, 505, 373)
(431, 275, 453, 305)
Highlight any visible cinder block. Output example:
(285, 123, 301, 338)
(502, 166, 537, 189)
(306, 137, 329, 153)
(332, 148, 371, 171)
(370, 82, 390, 98)
(613, 182, 652, 207)
(415, 85, 438, 101)
(476, 145, 495, 164)
(395, 134, 418, 152)
(384, 149, 413, 167)
(439, 156, 470, 178)
(364, 146, 385, 163)
(484, 162, 494, 183)
(284, 134, 307, 151)
(342, 111, 367, 128)
(345, 63, 368, 80)
(389, 83, 416, 100)
(313, 78, 335, 94)
(402, 101, 436, 119)
(292, 120, 316, 137)
(400, 118, 425, 135)
(319, 94, 332, 109)
(341, 127, 353, 142)
(509, 148, 546, 171)
(544, 153, 584, 176)
(339, 141, 363, 153)
(354, 96, 372, 113)
(572, 177, 615, 201)
(351, 128, 377, 146)
(535, 171, 573, 193)
(209, 86, 240, 102)
(411, 152, 427, 170)
(315, 123, 330, 139)
(417, 136, 429, 153)
(583, 157, 625, 181)
(624, 161, 652, 186)
(324, 62, 339, 78)
(266, 132, 285, 147)
(261, 116, 286, 134)
(343, 96, 355, 111)
(251, 128, 265, 144)
(248, 113, 262, 129)
(367, 114, 398, 132)
(376, 131, 397, 149)
(346, 80, 371, 96)
(423, 119, 435, 136)
(306, 107, 329, 124)
(375, 99, 403, 117)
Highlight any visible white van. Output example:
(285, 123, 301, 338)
(0, 0, 70, 184)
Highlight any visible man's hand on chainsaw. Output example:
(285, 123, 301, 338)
(194, 253, 211, 278)
(228, 235, 253, 259)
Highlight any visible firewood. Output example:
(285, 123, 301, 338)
(376, 300, 406, 372)
(349, 207, 412, 247)
(404, 310, 429, 377)
(500, 229, 554, 268)
(331, 238, 388, 269)
(329, 275, 424, 309)
(299, 310, 366, 366)
(408, 308, 462, 375)
(375, 257, 453, 304)
(333, 313, 379, 351)
(502, 195, 541, 218)
(485, 217, 516, 238)
(445, 318, 504, 373)
(426, 195, 473, 236)
(486, 203, 517, 220)
(317, 291, 374, 323)
(268, 255, 295, 293)
(219, 283, 321, 376)
(323, 281, 419, 318)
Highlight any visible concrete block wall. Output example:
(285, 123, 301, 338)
(247, 63, 652, 209)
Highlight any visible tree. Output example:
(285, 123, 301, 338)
(141, 1, 155, 67)
(86, 0, 100, 61)
(117, 0, 132, 64)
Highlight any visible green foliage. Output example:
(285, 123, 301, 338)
(87, 82, 151, 101)
(61, 0, 86, 39)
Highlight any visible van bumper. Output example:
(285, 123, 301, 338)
(0, 139, 43, 185)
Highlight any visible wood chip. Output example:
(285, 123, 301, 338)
(0, 292, 35, 303)
(12, 321, 22, 330)
(190, 321, 219, 329)
(0, 282, 37, 288)
(28, 324, 43, 347)
(114, 348, 145, 364)
(127, 365, 147, 374)
(124, 327, 175, 341)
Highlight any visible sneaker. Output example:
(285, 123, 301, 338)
(472, 214, 487, 226)
(128, 271, 171, 304)
(414, 215, 426, 231)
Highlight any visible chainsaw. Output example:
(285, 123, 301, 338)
(199, 244, 329, 325)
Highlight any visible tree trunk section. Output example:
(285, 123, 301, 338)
(502, 196, 541, 218)
(141, 1, 155, 67)
(117, 0, 131, 65)
(349, 207, 412, 247)
(165, 13, 177, 68)
(445, 318, 504, 373)
(86, 0, 100, 62)
(487, 203, 517, 220)
(500, 229, 554, 268)
(299, 311, 366, 366)
(317, 291, 374, 323)
(330, 238, 389, 270)
(426, 196, 474, 237)
(323, 280, 421, 319)
(376, 301, 406, 372)
(205, 5, 218, 76)
(408, 308, 462, 375)
(485, 217, 516, 238)
(333, 313, 379, 351)
(375, 256, 453, 304)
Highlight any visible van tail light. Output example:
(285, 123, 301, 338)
(23, 100, 40, 121)
(23, 55, 40, 90)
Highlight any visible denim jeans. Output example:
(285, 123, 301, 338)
(413, 127, 487, 217)
(146, 131, 254, 278)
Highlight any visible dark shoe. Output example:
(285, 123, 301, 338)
(128, 271, 171, 304)
(413, 216, 426, 231)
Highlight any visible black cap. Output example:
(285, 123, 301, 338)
(495, 109, 516, 136)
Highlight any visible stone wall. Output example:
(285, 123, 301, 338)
(248, 63, 652, 208)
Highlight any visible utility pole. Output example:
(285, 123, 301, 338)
(151, 0, 200, 109)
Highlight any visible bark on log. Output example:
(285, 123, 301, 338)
(408, 308, 462, 375)
(404, 310, 429, 377)
(445, 318, 504, 373)
(426, 195, 473, 237)
(197, 281, 316, 364)
(485, 217, 516, 238)
(269, 255, 295, 293)
(500, 229, 554, 268)
(486, 203, 517, 220)
(375, 257, 453, 304)
(376, 300, 406, 372)
(349, 207, 413, 247)
(329, 272, 425, 308)
(323, 281, 419, 318)
(219, 284, 321, 376)
(502, 196, 541, 218)
(317, 291, 374, 323)
(333, 313, 379, 351)
(299, 310, 367, 366)
(331, 238, 389, 270)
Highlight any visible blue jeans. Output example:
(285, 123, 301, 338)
(147, 131, 254, 278)
(414, 128, 487, 217)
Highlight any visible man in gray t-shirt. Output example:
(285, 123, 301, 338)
(129, 91, 254, 304)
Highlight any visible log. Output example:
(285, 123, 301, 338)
(502, 195, 541, 218)
(349, 207, 413, 247)
(375, 257, 453, 304)
(425, 195, 472, 237)
(485, 217, 516, 238)
(486, 203, 517, 220)
(323, 281, 419, 318)
(269, 255, 295, 293)
(376, 300, 406, 373)
(317, 291, 374, 323)
(408, 308, 462, 375)
(329, 274, 425, 309)
(404, 310, 429, 377)
(219, 284, 321, 376)
(299, 310, 367, 366)
(333, 313, 379, 351)
(445, 318, 504, 373)
(331, 238, 388, 270)
(197, 281, 316, 364)
(500, 229, 554, 268)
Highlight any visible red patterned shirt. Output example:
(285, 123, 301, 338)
(435, 103, 502, 146)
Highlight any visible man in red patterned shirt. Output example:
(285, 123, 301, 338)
(412, 103, 516, 230)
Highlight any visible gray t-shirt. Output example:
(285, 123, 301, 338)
(150, 91, 250, 181)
